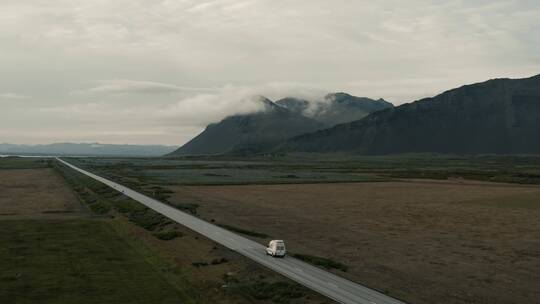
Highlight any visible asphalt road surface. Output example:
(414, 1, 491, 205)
(57, 157, 406, 304)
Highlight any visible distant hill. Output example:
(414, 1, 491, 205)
(169, 97, 325, 156)
(0, 143, 177, 157)
(280, 74, 540, 154)
(276, 93, 393, 126)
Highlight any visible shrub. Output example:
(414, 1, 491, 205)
(292, 253, 348, 272)
(174, 203, 199, 215)
(126, 210, 168, 231)
(211, 257, 228, 265)
(192, 262, 208, 268)
(114, 199, 145, 214)
(89, 200, 111, 215)
(218, 224, 269, 239)
(153, 230, 181, 241)
(113, 199, 169, 231)
(235, 280, 304, 303)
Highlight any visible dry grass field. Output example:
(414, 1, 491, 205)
(0, 168, 84, 217)
(170, 179, 540, 304)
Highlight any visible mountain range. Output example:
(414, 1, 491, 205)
(0, 143, 177, 157)
(281, 74, 540, 154)
(170, 94, 392, 155)
(7, 76, 537, 157)
(170, 74, 540, 156)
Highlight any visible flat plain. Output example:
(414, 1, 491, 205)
(0, 168, 83, 217)
(72, 154, 540, 304)
(169, 179, 540, 304)
(0, 220, 190, 304)
(0, 158, 192, 303)
(73, 155, 540, 304)
(0, 157, 332, 304)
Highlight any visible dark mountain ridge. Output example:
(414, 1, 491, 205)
(169, 97, 325, 156)
(170, 93, 392, 156)
(280, 74, 540, 154)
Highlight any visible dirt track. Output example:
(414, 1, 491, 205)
(170, 180, 540, 304)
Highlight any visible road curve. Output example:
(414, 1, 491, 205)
(57, 157, 406, 304)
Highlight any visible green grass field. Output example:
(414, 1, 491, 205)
(0, 220, 194, 304)
(0, 157, 50, 169)
(67, 156, 386, 186)
(66, 154, 540, 187)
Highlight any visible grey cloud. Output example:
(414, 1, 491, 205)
(73, 79, 214, 95)
(0, 0, 538, 145)
(0, 93, 30, 100)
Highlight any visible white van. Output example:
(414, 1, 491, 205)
(266, 240, 286, 257)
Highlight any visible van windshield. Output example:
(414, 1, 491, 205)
(277, 245, 285, 250)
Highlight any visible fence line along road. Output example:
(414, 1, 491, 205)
(57, 157, 406, 304)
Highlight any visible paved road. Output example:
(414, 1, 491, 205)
(57, 157, 406, 304)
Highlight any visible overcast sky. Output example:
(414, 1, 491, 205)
(1, 0, 539, 145)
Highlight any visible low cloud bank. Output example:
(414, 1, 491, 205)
(3, 82, 331, 145)
(72, 79, 215, 96)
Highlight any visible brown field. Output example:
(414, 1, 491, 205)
(169, 179, 540, 304)
(0, 168, 84, 217)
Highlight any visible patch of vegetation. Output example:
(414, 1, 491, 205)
(146, 185, 174, 201)
(114, 199, 170, 231)
(113, 199, 142, 213)
(67, 154, 540, 187)
(458, 192, 540, 210)
(122, 209, 166, 231)
(0, 220, 193, 304)
(41, 210, 74, 214)
(174, 202, 199, 215)
(53, 160, 170, 231)
(88, 200, 111, 215)
(153, 230, 182, 240)
(0, 157, 50, 169)
(275, 174, 299, 179)
(204, 173, 231, 177)
(52, 160, 114, 215)
(218, 224, 269, 239)
(211, 257, 228, 265)
(292, 253, 348, 272)
(225, 278, 305, 304)
(383, 168, 540, 185)
(71, 156, 388, 186)
(65, 159, 174, 201)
